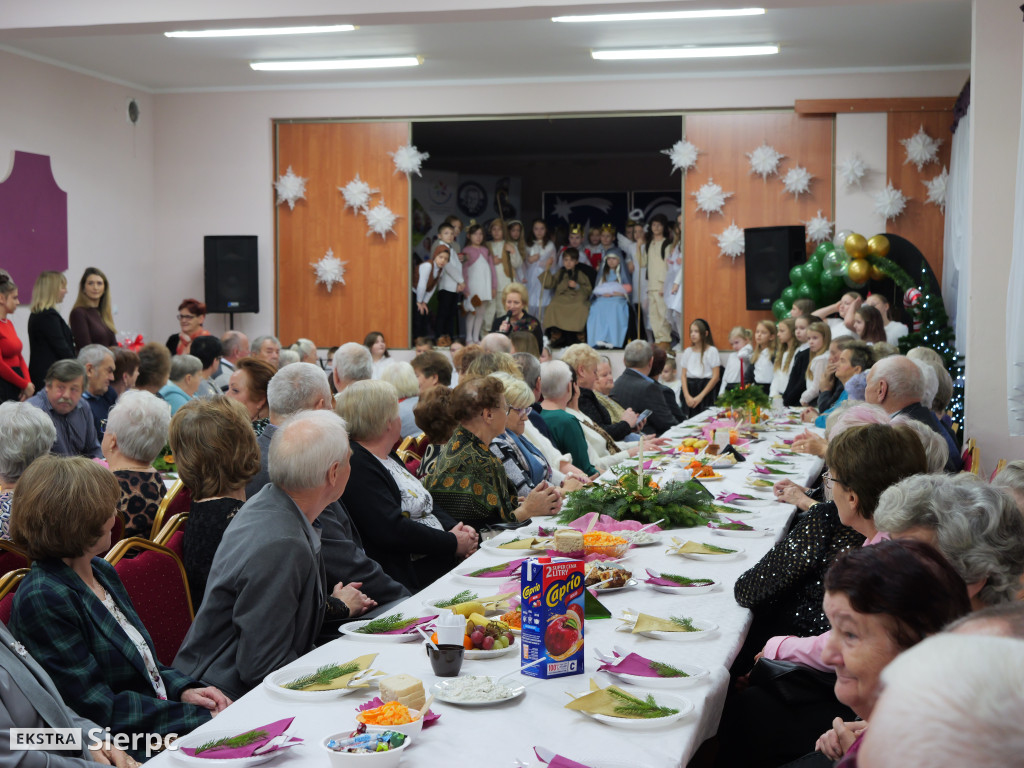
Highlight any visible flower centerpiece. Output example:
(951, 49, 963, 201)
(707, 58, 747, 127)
(715, 383, 771, 423)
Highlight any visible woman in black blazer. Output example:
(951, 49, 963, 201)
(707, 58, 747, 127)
(27, 271, 76, 390)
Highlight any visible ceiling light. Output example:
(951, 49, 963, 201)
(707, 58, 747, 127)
(165, 24, 355, 38)
(592, 45, 779, 60)
(553, 8, 764, 23)
(250, 56, 422, 71)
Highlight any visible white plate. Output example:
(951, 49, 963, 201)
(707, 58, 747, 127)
(573, 691, 694, 729)
(619, 531, 661, 547)
(744, 478, 777, 491)
(262, 666, 371, 700)
(710, 525, 773, 538)
(692, 473, 726, 482)
(452, 564, 523, 583)
(615, 616, 719, 641)
(599, 660, 710, 689)
(430, 677, 526, 706)
(463, 641, 518, 660)
(644, 579, 718, 596)
(588, 578, 638, 594)
(676, 546, 745, 562)
(339, 618, 431, 642)
(724, 496, 774, 507)
(480, 535, 550, 554)
(172, 729, 290, 765)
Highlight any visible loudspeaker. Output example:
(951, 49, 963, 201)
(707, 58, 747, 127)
(744, 226, 806, 311)
(204, 236, 259, 314)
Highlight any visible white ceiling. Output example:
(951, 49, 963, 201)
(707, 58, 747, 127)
(0, 0, 970, 93)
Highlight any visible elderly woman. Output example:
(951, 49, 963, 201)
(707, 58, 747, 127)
(8, 455, 230, 760)
(111, 347, 140, 397)
(158, 354, 203, 415)
(381, 361, 422, 438)
(291, 338, 318, 365)
(170, 397, 260, 607)
(135, 342, 171, 396)
(423, 376, 560, 530)
(489, 372, 558, 497)
(413, 384, 457, 478)
(0, 401, 56, 540)
(563, 343, 638, 441)
(538, 359, 597, 476)
(226, 356, 275, 436)
(102, 390, 171, 539)
(336, 380, 478, 590)
(165, 298, 211, 356)
(491, 282, 543, 353)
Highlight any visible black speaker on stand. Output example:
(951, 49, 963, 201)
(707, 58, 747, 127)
(204, 236, 259, 328)
(744, 226, 806, 311)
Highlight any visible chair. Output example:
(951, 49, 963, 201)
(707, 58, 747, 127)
(0, 539, 30, 576)
(0, 568, 29, 625)
(990, 459, 1008, 481)
(153, 510, 188, 547)
(149, 478, 189, 540)
(960, 438, 977, 475)
(105, 537, 194, 665)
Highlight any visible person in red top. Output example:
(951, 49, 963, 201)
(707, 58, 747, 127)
(166, 298, 212, 356)
(0, 270, 34, 404)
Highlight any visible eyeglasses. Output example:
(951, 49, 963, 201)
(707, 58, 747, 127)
(176, 314, 197, 321)
(511, 406, 531, 417)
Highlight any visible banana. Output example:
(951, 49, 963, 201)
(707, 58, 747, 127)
(448, 600, 486, 618)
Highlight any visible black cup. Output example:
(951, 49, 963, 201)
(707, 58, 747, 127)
(426, 643, 464, 677)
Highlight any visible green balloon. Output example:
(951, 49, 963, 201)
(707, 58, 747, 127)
(813, 242, 831, 260)
(772, 299, 788, 320)
(796, 282, 814, 300)
(808, 250, 824, 269)
(802, 259, 823, 284)
(820, 272, 845, 301)
(781, 285, 798, 306)
(789, 264, 805, 285)
(823, 247, 850, 277)
(807, 282, 823, 304)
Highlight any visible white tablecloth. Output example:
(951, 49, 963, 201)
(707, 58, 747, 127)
(149, 412, 823, 768)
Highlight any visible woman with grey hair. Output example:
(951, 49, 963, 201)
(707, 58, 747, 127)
(158, 354, 203, 415)
(993, 459, 1024, 513)
(538, 359, 597, 476)
(381, 361, 422, 438)
(874, 472, 1024, 608)
(102, 389, 171, 539)
(290, 337, 318, 365)
(489, 372, 557, 497)
(0, 400, 56, 539)
(337, 380, 478, 590)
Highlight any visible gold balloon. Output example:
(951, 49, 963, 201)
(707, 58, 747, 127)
(848, 258, 870, 284)
(867, 234, 890, 258)
(845, 233, 869, 259)
(868, 264, 886, 282)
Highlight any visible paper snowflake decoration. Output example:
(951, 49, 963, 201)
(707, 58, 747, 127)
(311, 248, 347, 293)
(874, 182, 909, 221)
(837, 153, 868, 189)
(782, 165, 813, 198)
(274, 166, 307, 210)
(747, 143, 784, 180)
(900, 126, 943, 172)
(339, 174, 378, 213)
(390, 144, 429, 176)
(662, 139, 700, 174)
(364, 202, 400, 238)
(691, 178, 732, 218)
(715, 221, 745, 261)
(924, 167, 949, 212)
(804, 210, 833, 243)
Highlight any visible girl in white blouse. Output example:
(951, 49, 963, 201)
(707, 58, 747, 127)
(679, 318, 722, 418)
(799, 321, 833, 406)
(752, 319, 778, 393)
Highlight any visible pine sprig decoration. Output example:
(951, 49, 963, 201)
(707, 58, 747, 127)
(558, 475, 718, 528)
(863, 255, 915, 292)
(195, 729, 268, 754)
(607, 686, 680, 718)
(283, 661, 360, 690)
(434, 590, 477, 608)
(659, 573, 714, 587)
(670, 616, 698, 632)
(355, 613, 412, 634)
(701, 542, 737, 554)
(649, 660, 691, 678)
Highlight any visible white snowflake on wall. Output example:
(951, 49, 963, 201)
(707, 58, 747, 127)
(782, 165, 813, 198)
(874, 182, 910, 221)
(747, 144, 784, 180)
(900, 126, 943, 172)
(390, 144, 430, 176)
(662, 139, 700, 174)
(716, 222, 745, 261)
(365, 202, 400, 238)
(692, 178, 732, 218)
(274, 166, 307, 210)
(924, 167, 949, 212)
(837, 153, 868, 189)
(339, 174, 378, 213)
(311, 248, 347, 292)
(804, 210, 833, 243)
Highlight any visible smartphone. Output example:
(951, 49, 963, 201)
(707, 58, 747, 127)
(635, 409, 653, 429)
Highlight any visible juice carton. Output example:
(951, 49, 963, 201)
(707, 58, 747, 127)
(520, 556, 585, 679)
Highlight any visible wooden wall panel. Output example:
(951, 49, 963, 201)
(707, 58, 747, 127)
(682, 112, 834, 342)
(275, 121, 410, 348)
(885, 111, 953, 283)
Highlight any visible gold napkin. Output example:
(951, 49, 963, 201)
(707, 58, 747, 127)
(626, 613, 698, 634)
(668, 538, 734, 556)
(564, 680, 662, 719)
(283, 654, 379, 691)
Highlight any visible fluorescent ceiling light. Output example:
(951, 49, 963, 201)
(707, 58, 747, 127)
(165, 24, 354, 38)
(554, 8, 764, 23)
(592, 45, 778, 60)
(250, 56, 421, 71)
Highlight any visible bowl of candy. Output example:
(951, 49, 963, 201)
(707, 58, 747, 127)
(583, 531, 630, 559)
(322, 730, 411, 767)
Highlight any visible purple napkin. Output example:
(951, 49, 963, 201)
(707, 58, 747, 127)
(780, 438, 794, 445)
(469, 558, 527, 578)
(644, 568, 683, 587)
(181, 718, 299, 759)
(716, 492, 741, 502)
(753, 465, 773, 475)
(596, 651, 666, 678)
(642, 460, 654, 469)
(358, 697, 441, 727)
(535, 747, 593, 768)
(378, 615, 438, 635)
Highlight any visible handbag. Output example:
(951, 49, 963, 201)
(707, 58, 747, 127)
(747, 657, 839, 706)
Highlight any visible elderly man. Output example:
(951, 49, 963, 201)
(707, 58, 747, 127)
(244, 363, 410, 630)
(865, 355, 961, 472)
(410, 350, 452, 393)
(332, 341, 373, 394)
(174, 409, 374, 700)
(251, 334, 281, 368)
(78, 344, 115, 436)
(212, 330, 249, 391)
(611, 340, 678, 435)
(27, 360, 102, 458)
(481, 332, 513, 354)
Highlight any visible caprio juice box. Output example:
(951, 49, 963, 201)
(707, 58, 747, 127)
(520, 556, 585, 679)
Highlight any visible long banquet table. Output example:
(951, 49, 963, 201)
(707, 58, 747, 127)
(149, 411, 823, 768)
